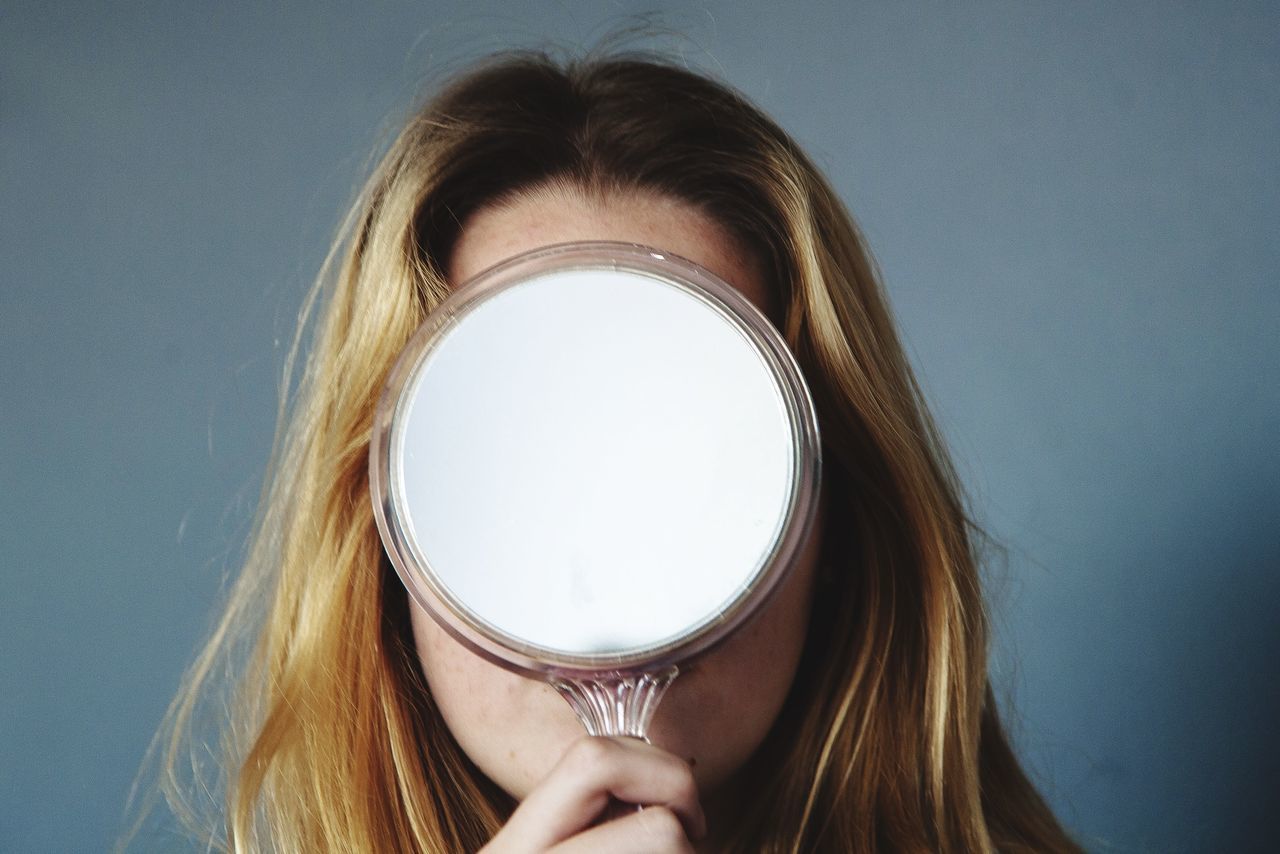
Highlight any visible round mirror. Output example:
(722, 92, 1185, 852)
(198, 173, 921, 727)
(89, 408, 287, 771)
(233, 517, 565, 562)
(370, 242, 820, 684)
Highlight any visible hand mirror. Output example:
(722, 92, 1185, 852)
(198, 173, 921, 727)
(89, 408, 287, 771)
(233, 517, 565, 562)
(370, 242, 820, 740)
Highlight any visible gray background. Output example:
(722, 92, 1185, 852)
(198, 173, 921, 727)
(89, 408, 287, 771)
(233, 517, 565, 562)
(2, 2, 1276, 851)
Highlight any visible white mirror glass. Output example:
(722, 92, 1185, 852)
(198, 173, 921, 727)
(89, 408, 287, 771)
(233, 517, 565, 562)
(372, 243, 819, 678)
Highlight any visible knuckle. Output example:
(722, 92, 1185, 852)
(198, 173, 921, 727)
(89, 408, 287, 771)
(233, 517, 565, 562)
(666, 761, 698, 802)
(561, 735, 614, 775)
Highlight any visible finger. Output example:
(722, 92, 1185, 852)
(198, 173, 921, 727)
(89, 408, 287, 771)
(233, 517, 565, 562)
(548, 805, 696, 854)
(500, 736, 705, 847)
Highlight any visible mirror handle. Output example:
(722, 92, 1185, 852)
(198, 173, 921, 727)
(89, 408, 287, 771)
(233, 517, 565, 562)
(551, 666, 679, 741)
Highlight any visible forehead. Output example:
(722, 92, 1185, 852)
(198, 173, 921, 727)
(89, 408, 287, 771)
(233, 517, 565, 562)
(447, 186, 773, 317)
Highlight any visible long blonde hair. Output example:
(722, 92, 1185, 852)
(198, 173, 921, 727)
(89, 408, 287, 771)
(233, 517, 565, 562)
(136, 51, 1079, 852)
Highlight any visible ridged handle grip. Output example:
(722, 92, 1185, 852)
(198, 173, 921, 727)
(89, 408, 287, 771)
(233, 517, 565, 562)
(551, 667, 679, 740)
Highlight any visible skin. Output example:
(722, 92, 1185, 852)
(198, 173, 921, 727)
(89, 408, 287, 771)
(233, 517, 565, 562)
(409, 185, 822, 851)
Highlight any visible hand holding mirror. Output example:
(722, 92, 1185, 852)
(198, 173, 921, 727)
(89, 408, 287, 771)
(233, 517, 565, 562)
(370, 242, 820, 741)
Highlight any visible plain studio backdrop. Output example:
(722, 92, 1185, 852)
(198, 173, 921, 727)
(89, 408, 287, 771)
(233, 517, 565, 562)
(2, 3, 1276, 851)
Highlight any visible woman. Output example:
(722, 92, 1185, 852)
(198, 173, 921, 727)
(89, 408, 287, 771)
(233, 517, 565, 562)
(144, 51, 1080, 852)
